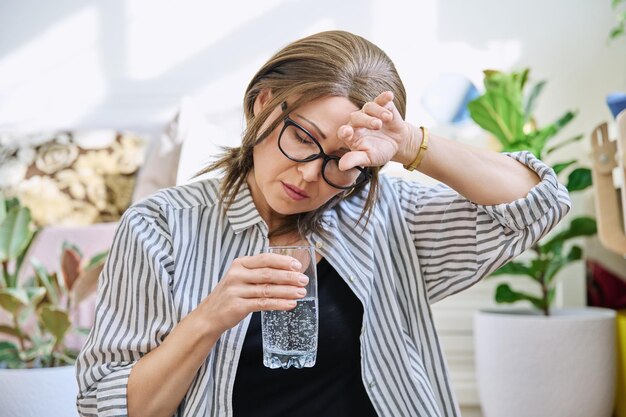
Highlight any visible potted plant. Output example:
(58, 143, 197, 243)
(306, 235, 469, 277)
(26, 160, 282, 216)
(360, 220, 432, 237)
(468, 69, 616, 417)
(0, 194, 107, 417)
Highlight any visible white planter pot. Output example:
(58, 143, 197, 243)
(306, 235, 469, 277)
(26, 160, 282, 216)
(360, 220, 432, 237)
(474, 308, 616, 417)
(0, 365, 78, 417)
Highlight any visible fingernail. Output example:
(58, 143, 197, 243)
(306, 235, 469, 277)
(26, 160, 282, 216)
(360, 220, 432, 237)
(383, 111, 392, 119)
(291, 260, 302, 271)
(298, 275, 309, 285)
(297, 288, 307, 297)
(370, 119, 380, 127)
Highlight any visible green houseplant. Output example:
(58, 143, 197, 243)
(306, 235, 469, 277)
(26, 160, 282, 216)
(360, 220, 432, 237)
(467, 68, 597, 316)
(610, 0, 626, 42)
(470, 69, 615, 417)
(0, 194, 107, 368)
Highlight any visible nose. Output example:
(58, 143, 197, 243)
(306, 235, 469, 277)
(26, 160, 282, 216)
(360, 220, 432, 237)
(298, 158, 323, 182)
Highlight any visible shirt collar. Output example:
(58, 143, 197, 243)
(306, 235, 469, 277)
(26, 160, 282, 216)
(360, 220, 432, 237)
(224, 179, 268, 235)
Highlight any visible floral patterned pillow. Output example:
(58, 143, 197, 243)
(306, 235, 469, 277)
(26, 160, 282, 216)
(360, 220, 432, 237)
(0, 130, 147, 226)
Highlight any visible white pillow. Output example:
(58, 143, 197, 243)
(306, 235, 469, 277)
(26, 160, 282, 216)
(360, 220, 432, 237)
(175, 96, 244, 185)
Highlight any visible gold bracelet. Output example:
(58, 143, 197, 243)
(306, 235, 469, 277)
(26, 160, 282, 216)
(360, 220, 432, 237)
(403, 126, 429, 171)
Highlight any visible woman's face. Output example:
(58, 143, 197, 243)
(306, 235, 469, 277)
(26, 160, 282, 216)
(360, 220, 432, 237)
(247, 93, 359, 225)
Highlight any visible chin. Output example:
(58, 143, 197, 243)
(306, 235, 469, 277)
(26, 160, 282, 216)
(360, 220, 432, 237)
(271, 201, 310, 216)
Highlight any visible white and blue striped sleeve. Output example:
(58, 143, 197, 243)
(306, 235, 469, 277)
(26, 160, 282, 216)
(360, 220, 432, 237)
(390, 151, 572, 303)
(75, 205, 176, 416)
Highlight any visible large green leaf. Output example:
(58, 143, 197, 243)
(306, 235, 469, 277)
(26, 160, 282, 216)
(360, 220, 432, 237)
(60, 246, 81, 291)
(468, 70, 526, 147)
(39, 305, 71, 343)
(544, 258, 565, 287)
(0, 194, 6, 226)
(85, 250, 109, 269)
(526, 111, 576, 159)
(0, 341, 20, 366)
(31, 258, 59, 305)
(552, 160, 577, 175)
(490, 261, 533, 277)
(13, 227, 37, 286)
(546, 134, 584, 155)
(61, 241, 83, 259)
(566, 168, 593, 192)
(523, 80, 546, 122)
(26, 287, 47, 307)
(610, 25, 625, 40)
(72, 256, 107, 305)
(53, 350, 77, 367)
(566, 245, 583, 262)
(541, 217, 597, 253)
(5, 198, 19, 212)
(0, 206, 34, 262)
(530, 258, 552, 281)
(73, 326, 92, 336)
(0, 325, 30, 341)
(495, 283, 544, 310)
(19, 340, 54, 364)
(0, 288, 29, 315)
(541, 246, 584, 287)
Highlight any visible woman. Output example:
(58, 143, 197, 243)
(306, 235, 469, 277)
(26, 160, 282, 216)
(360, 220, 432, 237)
(76, 30, 571, 417)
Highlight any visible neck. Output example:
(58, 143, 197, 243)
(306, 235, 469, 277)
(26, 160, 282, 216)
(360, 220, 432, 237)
(245, 169, 289, 232)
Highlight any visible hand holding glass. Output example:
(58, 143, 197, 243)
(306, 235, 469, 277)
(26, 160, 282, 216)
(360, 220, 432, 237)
(262, 246, 318, 369)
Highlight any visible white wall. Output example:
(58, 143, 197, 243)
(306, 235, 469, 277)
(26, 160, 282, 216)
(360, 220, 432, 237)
(1, 0, 624, 134)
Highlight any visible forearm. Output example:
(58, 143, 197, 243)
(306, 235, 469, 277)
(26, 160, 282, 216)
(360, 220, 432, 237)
(127, 305, 221, 417)
(394, 124, 541, 205)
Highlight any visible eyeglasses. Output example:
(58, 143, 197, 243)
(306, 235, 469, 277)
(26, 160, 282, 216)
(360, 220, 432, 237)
(277, 116, 371, 190)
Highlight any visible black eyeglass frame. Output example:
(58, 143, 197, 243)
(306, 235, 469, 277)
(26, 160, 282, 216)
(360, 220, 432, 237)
(277, 116, 372, 190)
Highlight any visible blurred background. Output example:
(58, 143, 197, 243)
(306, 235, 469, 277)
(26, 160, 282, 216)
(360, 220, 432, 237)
(1, 1, 625, 416)
(1, 0, 624, 133)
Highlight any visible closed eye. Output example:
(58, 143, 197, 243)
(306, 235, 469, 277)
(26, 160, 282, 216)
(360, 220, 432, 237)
(295, 131, 315, 145)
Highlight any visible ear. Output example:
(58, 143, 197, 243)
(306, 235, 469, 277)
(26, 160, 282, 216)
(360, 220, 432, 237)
(253, 88, 273, 117)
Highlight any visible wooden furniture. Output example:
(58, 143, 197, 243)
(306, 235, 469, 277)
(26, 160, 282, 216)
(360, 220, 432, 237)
(591, 109, 626, 256)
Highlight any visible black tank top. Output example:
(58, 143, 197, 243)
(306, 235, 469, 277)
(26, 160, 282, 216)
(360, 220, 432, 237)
(232, 257, 379, 417)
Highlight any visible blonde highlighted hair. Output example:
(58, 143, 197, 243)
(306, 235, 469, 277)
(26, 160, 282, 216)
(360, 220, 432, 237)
(198, 30, 407, 238)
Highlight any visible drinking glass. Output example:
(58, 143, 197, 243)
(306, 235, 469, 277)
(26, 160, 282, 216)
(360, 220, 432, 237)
(261, 245, 318, 369)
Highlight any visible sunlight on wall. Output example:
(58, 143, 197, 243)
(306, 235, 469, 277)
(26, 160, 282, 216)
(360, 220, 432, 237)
(125, 0, 285, 80)
(0, 5, 99, 91)
(0, 5, 106, 130)
(0, 0, 623, 133)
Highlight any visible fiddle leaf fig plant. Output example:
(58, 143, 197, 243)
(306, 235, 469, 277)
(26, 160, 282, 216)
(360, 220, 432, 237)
(0, 194, 108, 368)
(468, 69, 597, 316)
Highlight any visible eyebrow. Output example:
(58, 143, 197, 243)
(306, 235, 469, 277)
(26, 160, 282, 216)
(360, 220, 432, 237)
(295, 113, 327, 139)
(294, 113, 350, 153)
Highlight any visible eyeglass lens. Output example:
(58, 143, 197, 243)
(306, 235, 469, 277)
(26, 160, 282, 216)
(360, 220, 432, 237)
(280, 123, 365, 188)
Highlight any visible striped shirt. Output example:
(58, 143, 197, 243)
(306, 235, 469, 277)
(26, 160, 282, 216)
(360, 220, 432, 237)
(76, 151, 571, 417)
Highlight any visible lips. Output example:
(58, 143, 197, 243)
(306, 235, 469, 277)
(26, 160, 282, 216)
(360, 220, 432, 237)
(281, 182, 309, 200)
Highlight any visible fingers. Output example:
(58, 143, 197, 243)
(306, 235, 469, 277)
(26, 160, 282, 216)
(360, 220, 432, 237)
(362, 100, 393, 123)
(247, 267, 309, 286)
(238, 253, 302, 271)
(249, 297, 298, 312)
(350, 109, 384, 129)
(345, 91, 395, 131)
(373, 90, 394, 107)
(241, 283, 307, 300)
(339, 151, 371, 171)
